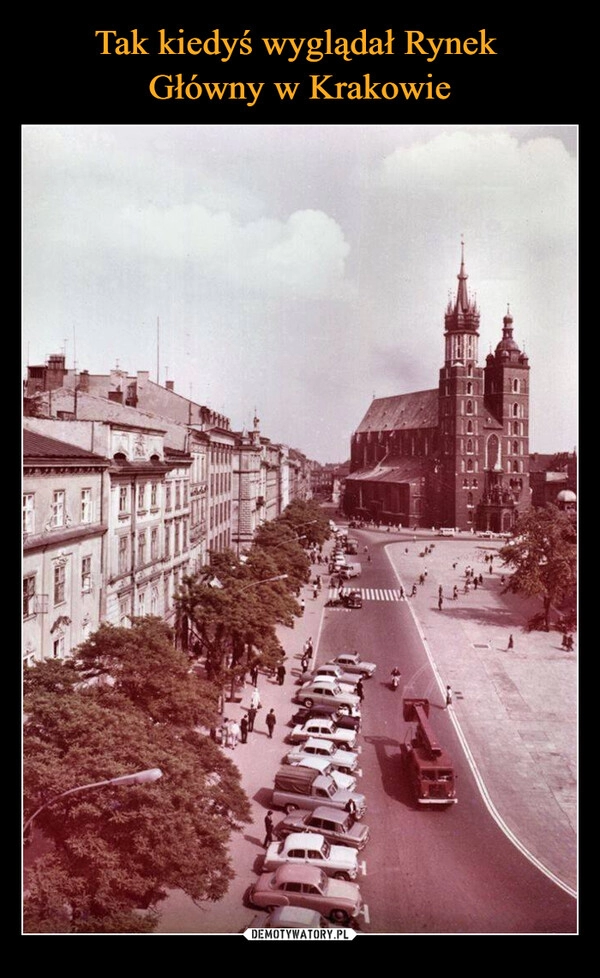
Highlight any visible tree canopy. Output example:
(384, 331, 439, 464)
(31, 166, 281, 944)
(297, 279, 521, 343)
(23, 621, 251, 933)
(500, 504, 577, 631)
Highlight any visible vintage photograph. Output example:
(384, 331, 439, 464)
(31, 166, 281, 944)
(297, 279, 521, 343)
(22, 124, 577, 934)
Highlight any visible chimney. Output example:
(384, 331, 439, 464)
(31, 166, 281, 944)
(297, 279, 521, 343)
(165, 380, 174, 391)
(78, 369, 90, 392)
(108, 390, 124, 404)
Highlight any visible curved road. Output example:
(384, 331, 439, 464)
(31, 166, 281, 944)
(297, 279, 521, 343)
(319, 534, 576, 934)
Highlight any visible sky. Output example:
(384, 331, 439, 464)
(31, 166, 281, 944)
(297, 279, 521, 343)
(22, 124, 577, 464)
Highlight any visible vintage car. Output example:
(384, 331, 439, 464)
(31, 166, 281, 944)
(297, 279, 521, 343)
(285, 737, 362, 777)
(275, 805, 370, 850)
(263, 831, 359, 880)
(288, 755, 357, 792)
(294, 681, 360, 712)
(290, 704, 361, 733)
(327, 653, 377, 678)
(288, 718, 358, 749)
(244, 906, 331, 930)
(249, 864, 363, 925)
(306, 664, 360, 687)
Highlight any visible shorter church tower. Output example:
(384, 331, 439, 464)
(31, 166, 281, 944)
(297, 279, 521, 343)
(479, 308, 531, 531)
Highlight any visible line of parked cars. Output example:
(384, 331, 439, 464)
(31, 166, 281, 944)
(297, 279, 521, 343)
(246, 610, 378, 928)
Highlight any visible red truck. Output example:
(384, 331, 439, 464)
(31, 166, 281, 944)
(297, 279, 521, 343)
(402, 698, 457, 805)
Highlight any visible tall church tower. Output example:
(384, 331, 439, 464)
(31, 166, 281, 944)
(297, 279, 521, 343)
(480, 307, 531, 531)
(436, 242, 486, 529)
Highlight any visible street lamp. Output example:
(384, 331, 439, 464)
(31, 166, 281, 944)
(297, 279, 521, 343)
(24, 768, 163, 838)
(238, 574, 288, 592)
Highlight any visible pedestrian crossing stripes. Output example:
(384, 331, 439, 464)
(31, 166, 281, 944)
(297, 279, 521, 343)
(327, 587, 406, 603)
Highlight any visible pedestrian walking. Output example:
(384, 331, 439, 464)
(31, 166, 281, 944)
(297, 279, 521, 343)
(263, 811, 274, 848)
(305, 638, 314, 658)
(566, 634, 574, 651)
(250, 664, 259, 687)
(266, 708, 277, 738)
(313, 585, 318, 599)
(419, 573, 425, 585)
(400, 586, 405, 601)
(250, 687, 261, 712)
(507, 634, 514, 651)
(474, 578, 478, 590)
(299, 598, 306, 615)
(356, 678, 364, 703)
(489, 564, 493, 574)
(247, 706, 257, 732)
(438, 595, 443, 610)
(240, 714, 249, 743)
(228, 719, 240, 749)
(411, 583, 417, 597)
(479, 573, 483, 585)
(301, 653, 309, 673)
(445, 685, 453, 708)
(277, 663, 286, 686)
(424, 567, 428, 577)
(220, 718, 230, 746)
(344, 797, 357, 824)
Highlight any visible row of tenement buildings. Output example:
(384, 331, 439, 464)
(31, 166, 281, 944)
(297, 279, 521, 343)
(23, 360, 314, 666)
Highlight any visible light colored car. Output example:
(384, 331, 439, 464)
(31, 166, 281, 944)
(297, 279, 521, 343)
(285, 738, 362, 777)
(295, 681, 360, 712)
(288, 755, 357, 792)
(244, 906, 331, 930)
(249, 864, 363, 925)
(308, 664, 360, 687)
(288, 718, 358, 749)
(327, 653, 377, 679)
(275, 805, 370, 850)
(263, 831, 359, 880)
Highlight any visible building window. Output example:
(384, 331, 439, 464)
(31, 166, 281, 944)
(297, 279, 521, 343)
(52, 490, 65, 527)
(137, 484, 145, 511)
(150, 483, 158, 508)
(151, 527, 159, 560)
(175, 482, 181, 510)
(118, 535, 128, 574)
(53, 563, 66, 605)
(23, 575, 36, 618)
(466, 382, 473, 395)
(466, 459, 474, 472)
(81, 556, 92, 593)
(513, 379, 520, 393)
(466, 420, 473, 434)
(466, 439, 473, 454)
(513, 403, 519, 418)
(183, 482, 188, 507)
(151, 587, 159, 616)
(183, 518, 188, 550)
(466, 401, 473, 415)
(119, 486, 128, 514)
(137, 530, 146, 566)
(166, 484, 172, 511)
(119, 594, 129, 625)
(164, 523, 171, 558)
(81, 488, 92, 523)
(137, 590, 146, 617)
(513, 421, 519, 435)
(53, 635, 65, 659)
(23, 493, 35, 535)
(467, 363, 473, 377)
(174, 521, 180, 555)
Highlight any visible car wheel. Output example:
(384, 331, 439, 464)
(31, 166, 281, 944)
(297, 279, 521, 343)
(333, 871, 350, 881)
(285, 804, 299, 815)
(303, 698, 314, 708)
(330, 909, 350, 924)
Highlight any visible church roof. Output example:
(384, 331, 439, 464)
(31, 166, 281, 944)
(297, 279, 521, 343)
(346, 455, 433, 485)
(355, 389, 438, 434)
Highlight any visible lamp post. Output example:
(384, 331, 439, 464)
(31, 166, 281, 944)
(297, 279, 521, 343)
(24, 768, 163, 839)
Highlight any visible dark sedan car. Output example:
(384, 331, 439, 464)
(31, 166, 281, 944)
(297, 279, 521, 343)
(291, 704, 361, 732)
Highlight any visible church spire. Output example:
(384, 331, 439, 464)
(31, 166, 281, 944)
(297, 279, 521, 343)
(444, 237, 480, 335)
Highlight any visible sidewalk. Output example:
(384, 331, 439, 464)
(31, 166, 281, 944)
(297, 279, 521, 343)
(155, 548, 335, 934)
(382, 529, 577, 894)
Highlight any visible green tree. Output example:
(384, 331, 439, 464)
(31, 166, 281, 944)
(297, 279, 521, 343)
(500, 504, 577, 631)
(23, 636, 251, 933)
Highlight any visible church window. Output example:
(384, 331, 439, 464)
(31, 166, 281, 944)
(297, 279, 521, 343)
(466, 439, 473, 454)
(513, 379, 520, 393)
(466, 459, 474, 472)
(466, 382, 473, 395)
(466, 400, 473, 415)
(512, 403, 519, 418)
(467, 363, 473, 377)
(513, 441, 519, 455)
(513, 421, 519, 435)
(466, 420, 473, 434)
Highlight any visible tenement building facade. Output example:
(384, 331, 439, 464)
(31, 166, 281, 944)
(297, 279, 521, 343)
(344, 246, 531, 532)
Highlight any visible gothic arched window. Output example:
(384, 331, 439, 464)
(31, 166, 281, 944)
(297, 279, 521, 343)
(513, 379, 520, 393)
(513, 403, 519, 418)
(466, 459, 474, 472)
(466, 439, 473, 454)
(466, 419, 473, 434)
(466, 382, 473, 395)
(513, 441, 519, 455)
(513, 421, 519, 435)
(466, 400, 473, 415)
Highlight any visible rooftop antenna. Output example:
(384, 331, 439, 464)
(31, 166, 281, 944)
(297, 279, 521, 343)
(156, 316, 160, 384)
